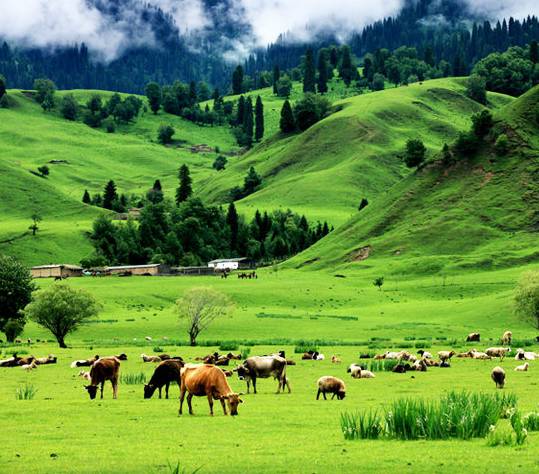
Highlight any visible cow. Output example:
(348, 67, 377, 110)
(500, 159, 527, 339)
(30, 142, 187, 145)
(466, 332, 481, 342)
(236, 355, 290, 394)
(0, 354, 22, 367)
(35, 355, 57, 365)
(84, 357, 120, 399)
(179, 364, 243, 416)
(144, 360, 184, 399)
(71, 355, 99, 368)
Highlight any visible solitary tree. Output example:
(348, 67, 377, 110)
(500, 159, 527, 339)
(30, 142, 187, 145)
(25, 284, 101, 348)
(243, 166, 262, 195)
(232, 65, 244, 95)
(373, 276, 384, 291)
(82, 189, 91, 204)
(339, 46, 354, 86)
(177, 287, 233, 346)
(29, 213, 42, 236)
(145, 82, 162, 114)
(157, 124, 175, 144)
(255, 96, 264, 141)
(0, 255, 35, 342)
(514, 271, 539, 329)
(213, 155, 227, 171)
(176, 164, 192, 205)
(471, 110, 493, 138)
(404, 139, 426, 168)
(466, 74, 487, 105)
(37, 165, 49, 177)
(279, 100, 296, 133)
(147, 179, 164, 204)
(303, 48, 316, 93)
(103, 180, 118, 210)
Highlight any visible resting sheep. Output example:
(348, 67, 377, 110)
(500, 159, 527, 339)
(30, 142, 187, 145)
(359, 370, 375, 378)
(514, 349, 537, 361)
(141, 354, 162, 363)
(21, 360, 37, 371)
(515, 362, 529, 372)
(417, 350, 433, 359)
(491, 366, 506, 388)
(316, 376, 346, 400)
(470, 350, 491, 360)
(331, 355, 342, 364)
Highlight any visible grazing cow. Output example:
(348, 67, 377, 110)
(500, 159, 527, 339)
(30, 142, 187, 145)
(485, 347, 511, 361)
(179, 364, 243, 416)
(144, 360, 184, 399)
(84, 357, 120, 399)
(515, 362, 529, 372)
(35, 355, 57, 365)
(501, 331, 512, 346)
(466, 332, 481, 342)
(331, 355, 342, 364)
(316, 376, 346, 400)
(141, 354, 162, 363)
(491, 366, 506, 389)
(236, 355, 290, 394)
(71, 355, 99, 368)
(514, 349, 537, 361)
(437, 351, 456, 363)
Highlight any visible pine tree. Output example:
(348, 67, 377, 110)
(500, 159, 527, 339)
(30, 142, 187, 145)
(236, 95, 245, 126)
(303, 48, 316, 93)
(103, 180, 118, 210)
(226, 202, 239, 252)
(147, 179, 164, 204)
(330, 47, 338, 68)
(317, 50, 328, 94)
(82, 190, 91, 204)
(243, 97, 254, 147)
(279, 100, 296, 133)
(531, 40, 539, 64)
(176, 164, 192, 205)
(232, 65, 244, 95)
(189, 81, 197, 106)
(145, 82, 162, 114)
(339, 45, 354, 86)
(255, 96, 264, 141)
(272, 65, 280, 94)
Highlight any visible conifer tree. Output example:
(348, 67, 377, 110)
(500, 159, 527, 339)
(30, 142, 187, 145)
(176, 164, 192, 205)
(145, 82, 162, 114)
(82, 190, 91, 204)
(189, 81, 197, 106)
(272, 65, 280, 94)
(279, 100, 295, 133)
(531, 40, 538, 64)
(226, 202, 239, 252)
(317, 50, 329, 94)
(255, 96, 264, 141)
(243, 97, 254, 147)
(236, 95, 245, 125)
(339, 45, 354, 86)
(232, 65, 244, 95)
(0, 74, 6, 99)
(103, 180, 118, 210)
(303, 48, 316, 93)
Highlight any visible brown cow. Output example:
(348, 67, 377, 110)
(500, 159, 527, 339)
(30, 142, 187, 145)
(179, 364, 243, 416)
(144, 360, 184, 399)
(84, 357, 120, 399)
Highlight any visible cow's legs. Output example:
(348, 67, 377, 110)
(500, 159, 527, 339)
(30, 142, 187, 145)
(179, 386, 186, 415)
(220, 398, 227, 415)
(100, 382, 104, 399)
(158, 386, 162, 399)
(112, 378, 118, 399)
(246, 378, 251, 394)
(316, 389, 321, 400)
(187, 393, 195, 415)
(206, 393, 214, 416)
(323, 392, 327, 400)
(284, 376, 291, 393)
(165, 383, 170, 399)
(252, 377, 257, 394)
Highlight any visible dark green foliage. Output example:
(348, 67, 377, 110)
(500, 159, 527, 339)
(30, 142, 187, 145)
(404, 139, 426, 168)
(243, 97, 254, 147)
(495, 134, 509, 156)
(373, 276, 384, 291)
(34, 78, 55, 107)
(303, 48, 316, 93)
(371, 73, 385, 91)
(0, 254, 35, 341)
(275, 75, 292, 97)
(454, 132, 479, 156)
(145, 82, 162, 114)
(213, 155, 227, 171)
(0, 94, 9, 108)
(471, 110, 494, 138)
(147, 179, 164, 204)
(255, 96, 264, 141)
(37, 165, 49, 177)
(243, 166, 262, 196)
(103, 180, 118, 210)
(272, 65, 280, 94)
(293, 93, 331, 131)
(158, 124, 175, 144)
(236, 96, 245, 125)
(176, 164, 192, 205)
(466, 75, 487, 105)
(189, 81, 197, 106)
(227, 202, 239, 251)
(82, 190, 91, 204)
(280, 100, 295, 133)
(441, 143, 453, 166)
(60, 94, 78, 120)
(86, 94, 102, 113)
(358, 198, 369, 211)
(0, 74, 6, 99)
(104, 117, 115, 133)
(339, 45, 355, 86)
(317, 50, 328, 94)
(29, 213, 41, 236)
(83, 111, 102, 128)
(232, 65, 244, 95)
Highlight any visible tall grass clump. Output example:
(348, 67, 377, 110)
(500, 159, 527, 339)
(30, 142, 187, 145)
(341, 410, 383, 440)
(219, 342, 239, 351)
(167, 461, 202, 474)
(523, 412, 539, 431)
(294, 344, 318, 354)
(15, 384, 38, 400)
(153, 346, 164, 353)
(121, 372, 147, 385)
(240, 347, 251, 359)
(368, 359, 399, 372)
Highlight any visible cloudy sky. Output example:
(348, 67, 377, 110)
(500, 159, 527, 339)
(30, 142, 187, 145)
(1, 0, 538, 61)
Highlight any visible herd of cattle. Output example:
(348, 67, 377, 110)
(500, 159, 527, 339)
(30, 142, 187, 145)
(0, 329, 535, 415)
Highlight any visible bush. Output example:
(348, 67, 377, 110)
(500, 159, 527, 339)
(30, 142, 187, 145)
(275, 75, 292, 97)
(15, 384, 38, 400)
(213, 155, 227, 171)
(294, 344, 318, 354)
(103, 117, 115, 133)
(368, 359, 398, 372)
(523, 412, 539, 431)
(404, 139, 426, 168)
(471, 110, 493, 138)
(219, 342, 239, 351)
(454, 131, 479, 156)
(60, 94, 78, 120)
(293, 93, 331, 131)
(371, 73, 385, 91)
(158, 124, 175, 144)
(466, 74, 487, 104)
(37, 165, 49, 177)
(153, 346, 164, 353)
(240, 347, 251, 359)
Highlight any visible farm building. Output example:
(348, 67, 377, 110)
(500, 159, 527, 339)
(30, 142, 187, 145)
(207, 257, 254, 271)
(105, 264, 169, 276)
(31, 264, 83, 278)
(172, 266, 216, 276)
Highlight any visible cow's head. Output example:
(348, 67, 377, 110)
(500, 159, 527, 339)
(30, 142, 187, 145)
(85, 385, 98, 399)
(144, 384, 157, 399)
(235, 365, 250, 380)
(223, 393, 243, 416)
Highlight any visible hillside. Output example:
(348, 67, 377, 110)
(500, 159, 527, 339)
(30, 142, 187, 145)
(290, 85, 539, 275)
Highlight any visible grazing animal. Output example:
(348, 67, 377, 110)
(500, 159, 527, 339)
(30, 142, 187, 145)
(359, 353, 372, 359)
(501, 331, 512, 346)
(347, 364, 363, 378)
(141, 354, 162, 363)
(302, 351, 319, 360)
(437, 351, 456, 363)
(35, 355, 57, 365)
(316, 353, 325, 361)
(79, 370, 91, 381)
(21, 360, 37, 371)
(417, 350, 433, 359)
(392, 364, 408, 373)
(491, 366, 506, 389)
(331, 355, 342, 364)
(515, 362, 529, 372)
(485, 347, 511, 361)
(373, 353, 386, 360)
(144, 360, 184, 399)
(215, 356, 231, 366)
(514, 349, 537, 361)
(70, 355, 99, 368)
(412, 359, 428, 371)
(457, 350, 475, 358)
(466, 332, 481, 342)
(226, 353, 242, 360)
(114, 353, 128, 361)
(424, 359, 440, 367)
(179, 364, 243, 416)
(316, 376, 346, 400)
(286, 359, 296, 365)
(236, 355, 290, 394)
(84, 357, 120, 399)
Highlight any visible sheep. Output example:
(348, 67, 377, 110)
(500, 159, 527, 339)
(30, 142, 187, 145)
(491, 366, 506, 388)
(347, 364, 363, 378)
(514, 349, 537, 361)
(78, 370, 91, 381)
(457, 350, 475, 358)
(417, 350, 433, 359)
(411, 359, 427, 372)
(316, 376, 346, 400)
(471, 350, 491, 360)
(515, 363, 529, 372)
(21, 360, 37, 371)
(501, 331, 512, 346)
(141, 353, 162, 363)
(466, 332, 481, 342)
(331, 355, 342, 364)
(316, 353, 325, 361)
(485, 347, 511, 361)
(359, 370, 375, 378)
(437, 350, 456, 363)
(145, 336, 153, 342)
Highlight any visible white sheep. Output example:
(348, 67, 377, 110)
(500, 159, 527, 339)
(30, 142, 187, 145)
(515, 363, 529, 372)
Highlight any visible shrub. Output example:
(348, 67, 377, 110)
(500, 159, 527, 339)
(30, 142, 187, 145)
(466, 74, 487, 104)
(103, 117, 115, 133)
(219, 342, 239, 351)
(153, 346, 164, 353)
(404, 139, 426, 168)
(293, 93, 331, 131)
(120, 372, 147, 385)
(212, 155, 227, 171)
(240, 347, 251, 359)
(294, 344, 318, 354)
(454, 131, 479, 156)
(471, 110, 494, 138)
(368, 359, 398, 372)
(158, 124, 175, 144)
(60, 94, 78, 120)
(16, 384, 38, 400)
(37, 165, 49, 177)
(523, 412, 539, 431)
